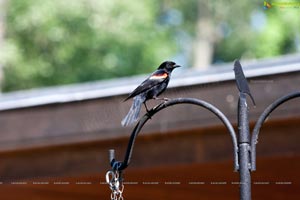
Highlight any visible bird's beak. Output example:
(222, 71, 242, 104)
(173, 64, 181, 68)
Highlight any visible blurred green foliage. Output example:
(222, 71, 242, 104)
(1, 0, 181, 91)
(214, 4, 300, 62)
(0, 0, 299, 92)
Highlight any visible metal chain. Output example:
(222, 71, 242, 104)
(106, 170, 124, 200)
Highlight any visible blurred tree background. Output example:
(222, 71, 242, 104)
(0, 0, 299, 92)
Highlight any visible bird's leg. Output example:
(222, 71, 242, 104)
(143, 102, 150, 113)
(143, 102, 153, 119)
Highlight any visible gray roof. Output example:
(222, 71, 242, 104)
(0, 54, 300, 111)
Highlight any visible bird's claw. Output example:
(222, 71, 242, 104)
(162, 97, 170, 102)
(145, 111, 152, 119)
(153, 97, 170, 102)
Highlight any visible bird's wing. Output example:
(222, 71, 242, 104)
(124, 70, 169, 101)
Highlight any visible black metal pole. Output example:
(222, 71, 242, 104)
(233, 60, 253, 200)
(238, 93, 251, 200)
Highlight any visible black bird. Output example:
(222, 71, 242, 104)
(121, 61, 181, 126)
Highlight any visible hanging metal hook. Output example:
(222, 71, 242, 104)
(251, 91, 300, 171)
(109, 97, 239, 172)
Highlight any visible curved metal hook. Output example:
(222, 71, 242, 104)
(251, 91, 300, 171)
(110, 97, 239, 172)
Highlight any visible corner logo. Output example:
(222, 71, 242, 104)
(263, 0, 300, 9)
(263, 1, 272, 9)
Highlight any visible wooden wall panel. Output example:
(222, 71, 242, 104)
(0, 117, 299, 181)
(0, 156, 299, 200)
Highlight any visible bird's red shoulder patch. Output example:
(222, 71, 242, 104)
(149, 72, 168, 80)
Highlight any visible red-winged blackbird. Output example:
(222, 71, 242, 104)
(121, 61, 181, 126)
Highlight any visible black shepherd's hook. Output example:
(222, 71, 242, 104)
(109, 98, 239, 173)
(251, 91, 300, 171)
(106, 59, 299, 200)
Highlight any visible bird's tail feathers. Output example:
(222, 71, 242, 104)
(121, 96, 145, 127)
